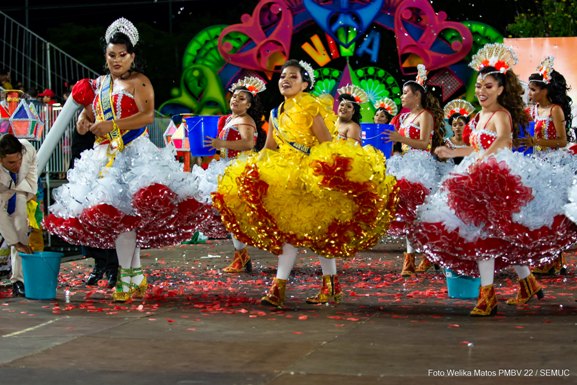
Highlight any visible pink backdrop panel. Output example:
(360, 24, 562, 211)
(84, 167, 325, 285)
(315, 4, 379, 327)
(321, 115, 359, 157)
(504, 37, 577, 106)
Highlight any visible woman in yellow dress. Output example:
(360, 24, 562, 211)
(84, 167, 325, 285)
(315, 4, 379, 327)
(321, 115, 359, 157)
(213, 59, 397, 308)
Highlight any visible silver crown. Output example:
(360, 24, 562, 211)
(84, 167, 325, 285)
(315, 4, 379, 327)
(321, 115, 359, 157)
(105, 17, 139, 47)
(299, 60, 316, 88)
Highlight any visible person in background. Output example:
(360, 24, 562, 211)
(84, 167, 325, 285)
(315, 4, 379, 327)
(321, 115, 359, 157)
(37, 89, 57, 105)
(520, 56, 573, 275)
(373, 98, 397, 125)
(335, 84, 367, 142)
(202, 76, 267, 273)
(382, 64, 446, 276)
(0, 134, 37, 297)
(0, 69, 13, 90)
(443, 99, 476, 165)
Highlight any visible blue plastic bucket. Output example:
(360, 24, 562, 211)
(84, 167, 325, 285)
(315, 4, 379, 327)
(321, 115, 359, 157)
(445, 268, 481, 299)
(185, 115, 219, 157)
(20, 251, 63, 300)
(360, 123, 394, 158)
(515, 121, 535, 155)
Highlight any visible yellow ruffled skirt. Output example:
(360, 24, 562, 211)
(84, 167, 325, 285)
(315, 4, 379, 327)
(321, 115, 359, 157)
(213, 139, 397, 258)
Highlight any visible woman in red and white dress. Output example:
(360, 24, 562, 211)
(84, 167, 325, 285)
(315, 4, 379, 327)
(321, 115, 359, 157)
(195, 76, 267, 273)
(45, 19, 210, 302)
(517, 57, 575, 275)
(410, 44, 577, 316)
(443, 99, 476, 166)
(383, 64, 447, 276)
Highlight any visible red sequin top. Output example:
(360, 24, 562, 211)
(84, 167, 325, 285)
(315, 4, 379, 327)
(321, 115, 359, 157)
(217, 114, 256, 159)
(469, 110, 511, 151)
(397, 110, 432, 153)
(530, 104, 558, 142)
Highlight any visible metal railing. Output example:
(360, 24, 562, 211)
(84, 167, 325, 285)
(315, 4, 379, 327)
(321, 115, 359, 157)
(1, 11, 100, 98)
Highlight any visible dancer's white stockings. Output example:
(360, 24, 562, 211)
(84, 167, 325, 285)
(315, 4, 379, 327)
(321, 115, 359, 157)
(319, 256, 337, 275)
(406, 238, 415, 254)
(115, 231, 143, 286)
(513, 265, 530, 280)
(276, 243, 298, 280)
(232, 235, 246, 251)
(478, 258, 495, 287)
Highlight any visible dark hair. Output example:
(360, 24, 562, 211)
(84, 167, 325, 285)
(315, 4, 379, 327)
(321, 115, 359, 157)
(404, 82, 446, 153)
(101, 32, 144, 74)
(375, 107, 393, 123)
(232, 86, 266, 151)
(281, 59, 314, 92)
(338, 93, 362, 124)
(529, 70, 573, 130)
(479, 67, 528, 138)
(448, 113, 470, 126)
(0, 134, 24, 157)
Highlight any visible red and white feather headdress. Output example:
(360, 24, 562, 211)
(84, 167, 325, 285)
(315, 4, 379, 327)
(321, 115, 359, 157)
(337, 84, 368, 104)
(229, 76, 266, 95)
(443, 99, 475, 120)
(374, 98, 398, 116)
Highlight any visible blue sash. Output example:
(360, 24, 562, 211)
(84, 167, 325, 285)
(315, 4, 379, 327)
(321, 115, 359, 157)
(97, 75, 146, 148)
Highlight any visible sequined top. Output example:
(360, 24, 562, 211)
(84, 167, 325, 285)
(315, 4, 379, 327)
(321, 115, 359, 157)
(92, 76, 139, 120)
(469, 110, 512, 152)
(218, 115, 257, 159)
(529, 104, 561, 152)
(397, 110, 432, 153)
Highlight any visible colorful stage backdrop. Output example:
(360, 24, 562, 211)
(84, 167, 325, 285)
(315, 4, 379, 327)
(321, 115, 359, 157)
(158, 0, 573, 124)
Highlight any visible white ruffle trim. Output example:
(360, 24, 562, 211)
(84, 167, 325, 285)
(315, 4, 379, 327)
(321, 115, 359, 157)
(50, 136, 203, 218)
(386, 150, 451, 190)
(189, 158, 235, 205)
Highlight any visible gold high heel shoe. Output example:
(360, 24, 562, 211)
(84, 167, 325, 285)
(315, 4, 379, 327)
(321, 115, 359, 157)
(112, 268, 133, 302)
(130, 267, 148, 298)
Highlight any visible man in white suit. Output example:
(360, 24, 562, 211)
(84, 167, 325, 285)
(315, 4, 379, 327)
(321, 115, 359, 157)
(0, 134, 37, 296)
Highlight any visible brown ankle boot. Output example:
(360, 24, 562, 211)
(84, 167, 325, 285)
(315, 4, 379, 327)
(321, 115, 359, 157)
(506, 273, 544, 305)
(222, 248, 252, 273)
(470, 284, 498, 317)
(401, 252, 416, 277)
(415, 256, 434, 273)
(261, 278, 287, 308)
(306, 275, 343, 304)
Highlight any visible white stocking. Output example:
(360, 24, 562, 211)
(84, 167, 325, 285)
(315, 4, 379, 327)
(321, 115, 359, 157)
(115, 231, 137, 287)
(276, 243, 298, 280)
(513, 265, 530, 280)
(477, 258, 495, 287)
(318, 256, 337, 276)
(231, 235, 246, 250)
(131, 247, 143, 285)
(406, 238, 415, 254)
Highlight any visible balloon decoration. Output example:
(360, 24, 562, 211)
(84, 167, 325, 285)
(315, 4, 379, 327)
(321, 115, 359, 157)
(159, 0, 504, 118)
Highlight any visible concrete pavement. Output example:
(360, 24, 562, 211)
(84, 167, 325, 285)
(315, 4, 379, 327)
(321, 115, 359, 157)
(1, 239, 576, 385)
